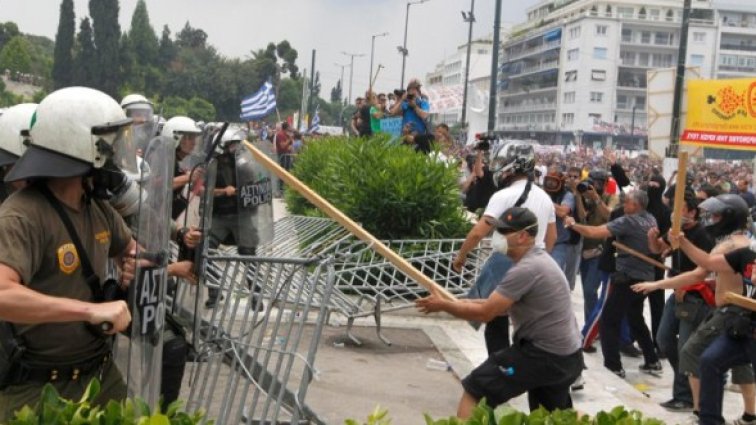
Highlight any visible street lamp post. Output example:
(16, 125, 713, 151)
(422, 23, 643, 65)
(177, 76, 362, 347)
(460, 0, 475, 129)
(334, 62, 349, 104)
(630, 104, 638, 149)
(370, 32, 388, 91)
(342, 51, 365, 105)
(398, 0, 429, 88)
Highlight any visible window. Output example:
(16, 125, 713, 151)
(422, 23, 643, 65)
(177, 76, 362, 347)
(655, 32, 671, 45)
(591, 70, 606, 81)
(569, 26, 581, 39)
(596, 25, 608, 36)
(666, 10, 674, 22)
(649, 9, 660, 21)
(635, 96, 646, 108)
(638, 52, 650, 66)
(617, 95, 629, 109)
(477, 49, 489, 54)
(622, 28, 632, 42)
(565, 70, 578, 81)
(593, 47, 608, 59)
(590, 92, 604, 103)
(588, 113, 602, 123)
(693, 32, 706, 43)
(564, 91, 576, 104)
(618, 7, 634, 18)
(620, 51, 635, 65)
(689, 54, 704, 66)
(652, 53, 674, 67)
(562, 113, 575, 125)
(567, 48, 579, 61)
(641, 31, 651, 44)
(638, 7, 647, 19)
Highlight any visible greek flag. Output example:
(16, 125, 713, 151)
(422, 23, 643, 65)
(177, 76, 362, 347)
(308, 108, 320, 134)
(240, 81, 276, 121)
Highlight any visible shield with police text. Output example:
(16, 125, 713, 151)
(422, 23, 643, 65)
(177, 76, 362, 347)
(125, 135, 175, 409)
(235, 139, 274, 250)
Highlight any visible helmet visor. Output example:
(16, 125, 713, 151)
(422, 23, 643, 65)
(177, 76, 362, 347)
(110, 123, 139, 177)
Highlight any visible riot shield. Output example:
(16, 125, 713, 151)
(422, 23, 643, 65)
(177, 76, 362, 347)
(235, 139, 274, 252)
(125, 135, 175, 409)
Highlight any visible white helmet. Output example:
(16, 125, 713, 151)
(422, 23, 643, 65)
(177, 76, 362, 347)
(120, 93, 152, 110)
(221, 125, 245, 146)
(161, 116, 201, 149)
(0, 103, 36, 166)
(6, 87, 131, 181)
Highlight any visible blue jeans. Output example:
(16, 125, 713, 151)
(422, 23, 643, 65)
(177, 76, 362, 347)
(699, 332, 756, 425)
(656, 293, 711, 405)
(551, 243, 580, 291)
(467, 252, 513, 300)
(579, 256, 602, 323)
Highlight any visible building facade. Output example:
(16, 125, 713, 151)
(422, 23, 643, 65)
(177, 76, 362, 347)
(496, 0, 756, 148)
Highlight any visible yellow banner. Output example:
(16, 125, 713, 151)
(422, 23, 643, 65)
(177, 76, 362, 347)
(681, 78, 756, 151)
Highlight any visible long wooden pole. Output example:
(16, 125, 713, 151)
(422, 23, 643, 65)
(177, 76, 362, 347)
(724, 292, 756, 312)
(612, 241, 672, 272)
(670, 151, 688, 249)
(243, 141, 457, 302)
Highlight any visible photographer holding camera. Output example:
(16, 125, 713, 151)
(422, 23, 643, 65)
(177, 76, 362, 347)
(571, 169, 616, 326)
(389, 79, 431, 151)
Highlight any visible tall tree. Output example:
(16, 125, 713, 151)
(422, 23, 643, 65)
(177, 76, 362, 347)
(128, 0, 158, 67)
(89, 0, 121, 96)
(0, 22, 20, 51)
(330, 79, 342, 103)
(176, 22, 207, 49)
(157, 25, 175, 67)
(52, 0, 75, 88)
(0, 36, 33, 74)
(74, 17, 96, 86)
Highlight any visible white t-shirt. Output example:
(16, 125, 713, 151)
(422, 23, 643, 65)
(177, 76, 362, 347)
(483, 179, 556, 249)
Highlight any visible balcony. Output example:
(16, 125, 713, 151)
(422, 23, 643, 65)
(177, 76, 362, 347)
(507, 61, 559, 79)
(500, 102, 558, 113)
(505, 40, 561, 62)
(720, 44, 756, 53)
(501, 84, 559, 96)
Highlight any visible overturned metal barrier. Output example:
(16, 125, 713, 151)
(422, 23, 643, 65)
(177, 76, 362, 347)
(175, 255, 334, 424)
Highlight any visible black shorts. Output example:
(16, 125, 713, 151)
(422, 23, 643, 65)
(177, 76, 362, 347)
(461, 339, 583, 409)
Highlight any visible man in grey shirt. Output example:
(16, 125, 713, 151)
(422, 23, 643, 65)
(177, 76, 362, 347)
(565, 190, 660, 378)
(417, 207, 582, 418)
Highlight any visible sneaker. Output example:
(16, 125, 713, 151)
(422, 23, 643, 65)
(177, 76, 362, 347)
(571, 375, 585, 391)
(659, 399, 694, 412)
(620, 344, 643, 358)
(732, 415, 756, 425)
(608, 367, 626, 379)
(639, 362, 663, 374)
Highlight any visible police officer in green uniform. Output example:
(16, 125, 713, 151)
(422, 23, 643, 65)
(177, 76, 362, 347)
(0, 87, 137, 421)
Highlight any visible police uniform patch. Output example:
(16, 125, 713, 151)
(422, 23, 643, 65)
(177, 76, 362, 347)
(95, 230, 111, 245)
(57, 243, 80, 274)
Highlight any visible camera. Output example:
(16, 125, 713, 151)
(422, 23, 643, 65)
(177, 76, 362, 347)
(577, 179, 594, 193)
(393, 89, 406, 97)
(407, 93, 416, 101)
(474, 132, 496, 151)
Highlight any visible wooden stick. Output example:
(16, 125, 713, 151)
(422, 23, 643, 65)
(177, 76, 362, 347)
(670, 151, 688, 249)
(242, 140, 457, 302)
(724, 292, 756, 312)
(612, 241, 672, 271)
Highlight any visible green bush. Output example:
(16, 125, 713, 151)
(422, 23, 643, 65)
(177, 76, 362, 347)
(346, 401, 666, 425)
(285, 135, 471, 240)
(7, 378, 212, 425)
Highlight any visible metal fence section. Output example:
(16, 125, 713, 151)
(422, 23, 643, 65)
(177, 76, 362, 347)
(176, 255, 334, 425)
(211, 216, 491, 345)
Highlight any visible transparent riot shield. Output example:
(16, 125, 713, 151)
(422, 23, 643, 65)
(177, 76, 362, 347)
(126, 135, 175, 409)
(236, 140, 275, 251)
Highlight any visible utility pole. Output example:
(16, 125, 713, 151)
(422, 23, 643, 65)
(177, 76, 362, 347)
(398, 0, 429, 88)
(334, 62, 348, 104)
(342, 51, 364, 105)
(461, 0, 475, 130)
(668, 0, 692, 158)
(307, 49, 316, 128)
(370, 32, 388, 92)
(487, 0, 502, 132)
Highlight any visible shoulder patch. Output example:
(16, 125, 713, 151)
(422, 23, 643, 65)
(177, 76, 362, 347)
(95, 230, 111, 245)
(57, 243, 80, 274)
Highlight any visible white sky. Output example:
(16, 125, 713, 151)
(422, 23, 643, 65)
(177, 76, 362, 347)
(0, 0, 531, 99)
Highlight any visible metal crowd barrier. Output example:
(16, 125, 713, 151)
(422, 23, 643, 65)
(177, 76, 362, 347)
(174, 255, 334, 424)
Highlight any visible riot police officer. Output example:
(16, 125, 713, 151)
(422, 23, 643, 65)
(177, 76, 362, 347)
(0, 87, 137, 420)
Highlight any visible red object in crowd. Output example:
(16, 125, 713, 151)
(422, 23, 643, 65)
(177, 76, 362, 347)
(682, 281, 717, 307)
(605, 177, 618, 195)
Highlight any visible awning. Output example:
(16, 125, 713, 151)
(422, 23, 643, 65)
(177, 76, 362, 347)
(543, 28, 562, 41)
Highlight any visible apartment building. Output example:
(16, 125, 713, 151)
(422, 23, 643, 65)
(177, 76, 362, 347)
(497, 0, 756, 148)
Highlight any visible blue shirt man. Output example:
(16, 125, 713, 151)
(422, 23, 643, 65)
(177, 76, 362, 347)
(390, 79, 430, 135)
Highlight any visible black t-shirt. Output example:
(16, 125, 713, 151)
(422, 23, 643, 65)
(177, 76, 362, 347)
(358, 104, 373, 137)
(668, 222, 715, 276)
(725, 247, 756, 297)
(213, 153, 238, 216)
